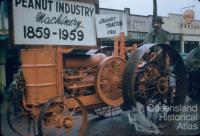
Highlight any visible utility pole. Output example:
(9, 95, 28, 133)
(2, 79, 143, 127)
(152, 0, 157, 27)
(95, 0, 99, 14)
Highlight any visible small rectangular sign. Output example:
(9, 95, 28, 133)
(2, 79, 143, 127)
(95, 14, 127, 38)
(12, 0, 97, 46)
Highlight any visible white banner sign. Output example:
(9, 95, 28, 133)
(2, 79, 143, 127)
(95, 14, 127, 38)
(12, 0, 97, 46)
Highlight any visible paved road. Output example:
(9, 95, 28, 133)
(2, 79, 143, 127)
(86, 97, 200, 136)
(1, 97, 200, 136)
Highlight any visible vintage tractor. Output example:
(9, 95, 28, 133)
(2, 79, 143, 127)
(5, 0, 188, 135)
(6, 33, 187, 136)
(6, 33, 126, 136)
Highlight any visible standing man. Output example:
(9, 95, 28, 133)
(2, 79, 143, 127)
(143, 16, 170, 65)
(144, 16, 170, 44)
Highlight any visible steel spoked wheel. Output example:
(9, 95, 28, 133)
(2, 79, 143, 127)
(6, 102, 37, 136)
(123, 44, 187, 128)
(96, 56, 126, 107)
(38, 95, 87, 136)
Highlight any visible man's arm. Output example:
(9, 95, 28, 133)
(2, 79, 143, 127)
(143, 32, 154, 44)
(165, 31, 170, 44)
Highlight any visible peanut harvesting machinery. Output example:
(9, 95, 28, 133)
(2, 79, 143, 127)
(6, 33, 187, 136)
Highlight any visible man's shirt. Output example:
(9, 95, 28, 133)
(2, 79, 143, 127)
(143, 28, 170, 44)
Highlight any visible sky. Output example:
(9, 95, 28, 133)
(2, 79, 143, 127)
(100, 0, 200, 20)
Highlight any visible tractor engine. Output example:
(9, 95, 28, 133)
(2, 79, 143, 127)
(63, 53, 106, 96)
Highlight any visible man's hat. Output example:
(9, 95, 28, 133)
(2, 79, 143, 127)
(155, 16, 164, 24)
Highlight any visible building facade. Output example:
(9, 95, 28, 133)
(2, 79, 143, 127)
(0, 1, 27, 89)
(100, 8, 200, 53)
(0, 0, 8, 88)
